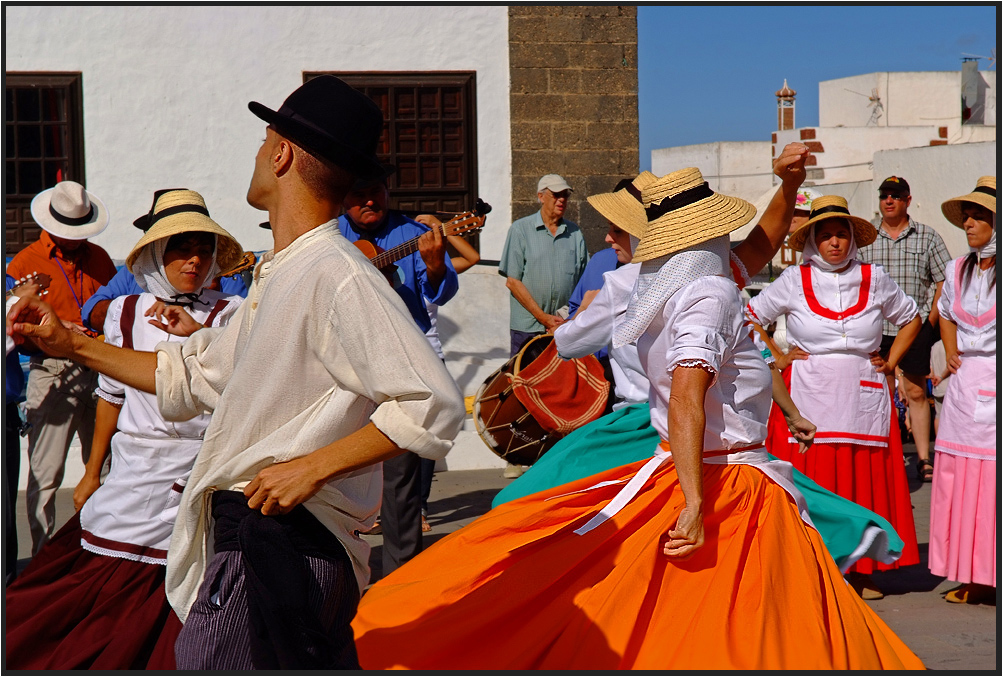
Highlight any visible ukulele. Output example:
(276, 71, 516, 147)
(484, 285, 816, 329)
(354, 199, 491, 283)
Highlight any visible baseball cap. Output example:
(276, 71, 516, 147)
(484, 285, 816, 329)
(878, 176, 910, 196)
(538, 174, 573, 194)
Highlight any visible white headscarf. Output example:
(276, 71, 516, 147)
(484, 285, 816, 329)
(801, 221, 858, 272)
(131, 234, 220, 307)
(612, 235, 730, 349)
(973, 227, 996, 261)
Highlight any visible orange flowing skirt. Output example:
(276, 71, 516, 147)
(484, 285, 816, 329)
(353, 458, 923, 670)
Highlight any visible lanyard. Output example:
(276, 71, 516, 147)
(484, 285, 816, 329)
(55, 258, 83, 311)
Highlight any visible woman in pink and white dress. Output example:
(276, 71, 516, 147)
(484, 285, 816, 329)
(5, 190, 244, 670)
(745, 195, 922, 599)
(930, 176, 997, 605)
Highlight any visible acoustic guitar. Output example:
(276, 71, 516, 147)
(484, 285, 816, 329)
(354, 199, 491, 282)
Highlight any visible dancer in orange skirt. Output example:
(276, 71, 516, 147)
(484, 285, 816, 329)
(352, 170, 924, 670)
(746, 195, 923, 599)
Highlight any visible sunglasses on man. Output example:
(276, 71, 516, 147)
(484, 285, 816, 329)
(879, 193, 908, 201)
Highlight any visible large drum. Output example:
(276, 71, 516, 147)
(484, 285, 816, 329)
(473, 334, 610, 466)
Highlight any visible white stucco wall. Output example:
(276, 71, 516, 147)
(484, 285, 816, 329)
(651, 141, 773, 202)
(775, 125, 946, 184)
(819, 70, 997, 140)
(5, 5, 513, 260)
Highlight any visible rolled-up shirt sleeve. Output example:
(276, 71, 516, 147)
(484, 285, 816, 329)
(155, 315, 240, 422)
(324, 269, 464, 460)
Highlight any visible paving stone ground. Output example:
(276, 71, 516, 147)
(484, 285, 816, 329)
(13, 445, 997, 670)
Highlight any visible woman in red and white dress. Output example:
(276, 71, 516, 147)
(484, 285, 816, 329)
(5, 190, 245, 670)
(929, 176, 996, 605)
(745, 195, 922, 599)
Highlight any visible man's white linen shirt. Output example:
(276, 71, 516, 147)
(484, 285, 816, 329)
(156, 220, 465, 621)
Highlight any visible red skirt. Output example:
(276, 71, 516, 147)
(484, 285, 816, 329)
(767, 367, 920, 574)
(4, 513, 183, 670)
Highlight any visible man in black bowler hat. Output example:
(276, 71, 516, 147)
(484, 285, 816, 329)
(7, 75, 465, 670)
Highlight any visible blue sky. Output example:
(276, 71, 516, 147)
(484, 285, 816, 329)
(637, 4, 998, 170)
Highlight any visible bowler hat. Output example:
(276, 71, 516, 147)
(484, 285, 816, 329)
(249, 76, 385, 181)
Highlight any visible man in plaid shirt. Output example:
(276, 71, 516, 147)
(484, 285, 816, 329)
(858, 176, 951, 482)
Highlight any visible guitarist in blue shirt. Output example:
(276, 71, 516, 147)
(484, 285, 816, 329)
(337, 166, 459, 576)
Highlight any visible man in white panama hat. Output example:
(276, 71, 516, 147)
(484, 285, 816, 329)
(7, 76, 464, 669)
(6, 180, 117, 556)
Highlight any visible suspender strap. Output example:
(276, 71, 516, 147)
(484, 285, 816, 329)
(204, 299, 229, 328)
(120, 295, 140, 349)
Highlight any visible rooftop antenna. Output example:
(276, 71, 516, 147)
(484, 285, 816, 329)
(961, 49, 997, 68)
(844, 87, 883, 126)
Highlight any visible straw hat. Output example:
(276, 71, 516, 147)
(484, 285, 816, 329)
(585, 171, 657, 239)
(126, 190, 243, 273)
(631, 168, 756, 262)
(941, 176, 996, 228)
(30, 181, 110, 240)
(787, 195, 876, 252)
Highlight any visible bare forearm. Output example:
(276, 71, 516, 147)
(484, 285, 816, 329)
(733, 182, 800, 277)
(447, 234, 480, 273)
(939, 317, 958, 359)
(668, 368, 711, 510)
(927, 283, 944, 326)
(506, 277, 548, 322)
(303, 422, 402, 482)
(85, 398, 121, 478)
(887, 316, 922, 370)
(70, 333, 159, 394)
(770, 369, 799, 420)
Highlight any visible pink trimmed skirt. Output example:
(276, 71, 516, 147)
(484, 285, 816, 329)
(929, 453, 997, 586)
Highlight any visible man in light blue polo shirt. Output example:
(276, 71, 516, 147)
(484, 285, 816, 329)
(499, 174, 589, 357)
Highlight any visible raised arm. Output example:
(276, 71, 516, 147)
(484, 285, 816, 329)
(733, 143, 811, 277)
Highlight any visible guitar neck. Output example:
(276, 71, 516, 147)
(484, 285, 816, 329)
(370, 224, 444, 270)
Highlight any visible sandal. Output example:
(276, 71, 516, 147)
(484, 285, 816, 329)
(421, 515, 432, 533)
(917, 458, 934, 483)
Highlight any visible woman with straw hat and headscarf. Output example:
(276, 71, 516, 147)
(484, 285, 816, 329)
(5, 189, 244, 670)
(928, 176, 996, 605)
(351, 169, 924, 670)
(745, 194, 922, 600)
(491, 175, 907, 578)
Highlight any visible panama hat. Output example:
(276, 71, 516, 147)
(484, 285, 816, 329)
(788, 195, 876, 252)
(632, 168, 756, 263)
(126, 190, 242, 273)
(30, 181, 110, 240)
(586, 171, 657, 239)
(249, 75, 385, 181)
(941, 176, 996, 228)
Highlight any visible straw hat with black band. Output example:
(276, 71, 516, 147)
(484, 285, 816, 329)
(586, 171, 658, 239)
(632, 168, 757, 262)
(941, 176, 996, 228)
(126, 190, 243, 274)
(611, 168, 756, 349)
(787, 195, 876, 253)
(30, 180, 110, 240)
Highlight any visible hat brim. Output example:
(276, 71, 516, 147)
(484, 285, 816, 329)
(788, 212, 876, 252)
(249, 101, 386, 181)
(126, 213, 243, 274)
(941, 193, 997, 229)
(30, 189, 110, 240)
(586, 190, 647, 239)
(632, 194, 756, 262)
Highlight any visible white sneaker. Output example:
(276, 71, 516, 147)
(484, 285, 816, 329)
(503, 463, 524, 479)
